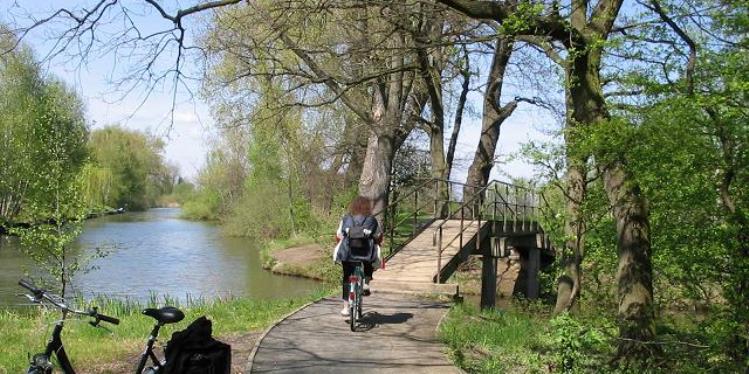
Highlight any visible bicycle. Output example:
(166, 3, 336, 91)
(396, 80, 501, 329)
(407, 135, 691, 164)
(19, 279, 186, 374)
(134, 305, 185, 373)
(347, 261, 365, 331)
(18, 279, 120, 374)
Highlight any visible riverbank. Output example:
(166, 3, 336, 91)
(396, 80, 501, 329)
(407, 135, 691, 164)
(0, 208, 124, 236)
(260, 236, 341, 283)
(1, 208, 322, 305)
(0, 290, 332, 373)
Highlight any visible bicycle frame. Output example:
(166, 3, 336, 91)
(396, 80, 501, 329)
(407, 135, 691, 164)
(135, 323, 164, 373)
(28, 319, 75, 374)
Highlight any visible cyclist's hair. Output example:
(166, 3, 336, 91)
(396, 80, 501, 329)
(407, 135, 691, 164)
(349, 196, 372, 216)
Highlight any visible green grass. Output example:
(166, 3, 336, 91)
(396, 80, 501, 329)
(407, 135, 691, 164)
(0, 290, 332, 373)
(439, 300, 737, 374)
(439, 302, 551, 373)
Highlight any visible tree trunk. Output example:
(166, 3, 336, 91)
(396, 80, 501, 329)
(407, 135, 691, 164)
(554, 80, 588, 313)
(553, 162, 586, 313)
(464, 36, 516, 198)
(725, 209, 749, 364)
(415, 29, 451, 215)
(446, 55, 470, 181)
(568, 48, 656, 358)
(715, 122, 749, 363)
(604, 163, 657, 359)
(359, 130, 395, 216)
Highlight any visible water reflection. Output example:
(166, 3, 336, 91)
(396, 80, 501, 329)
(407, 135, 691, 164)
(0, 208, 319, 305)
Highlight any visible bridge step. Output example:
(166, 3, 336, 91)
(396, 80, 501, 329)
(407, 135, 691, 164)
(371, 279, 458, 296)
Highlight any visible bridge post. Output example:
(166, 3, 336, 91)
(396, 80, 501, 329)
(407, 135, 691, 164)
(480, 254, 497, 310)
(481, 234, 503, 310)
(526, 247, 540, 299)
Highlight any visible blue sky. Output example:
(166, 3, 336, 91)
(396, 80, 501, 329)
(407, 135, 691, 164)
(1, 1, 559, 183)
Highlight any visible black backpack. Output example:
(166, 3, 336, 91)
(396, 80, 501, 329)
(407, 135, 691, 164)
(347, 215, 372, 258)
(162, 316, 231, 374)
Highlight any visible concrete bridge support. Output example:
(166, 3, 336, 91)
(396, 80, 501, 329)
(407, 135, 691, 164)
(478, 232, 549, 309)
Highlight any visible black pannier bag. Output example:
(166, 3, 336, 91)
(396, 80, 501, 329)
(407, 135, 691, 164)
(347, 216, 372, 259)
(162, 316, 231, 374)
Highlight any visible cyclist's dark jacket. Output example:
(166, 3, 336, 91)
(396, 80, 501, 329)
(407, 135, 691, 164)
(333, 214, 380, 264)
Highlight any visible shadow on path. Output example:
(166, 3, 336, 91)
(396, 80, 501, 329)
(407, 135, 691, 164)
(353, 311, 414, 332)
(249, 294, 458, 373)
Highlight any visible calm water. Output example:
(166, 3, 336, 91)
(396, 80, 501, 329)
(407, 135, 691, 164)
(0, 208, 319, 306)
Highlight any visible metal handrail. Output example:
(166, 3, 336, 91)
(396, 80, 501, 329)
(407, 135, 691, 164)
(379, 178, 447, 258)
(370, 177, 545, 277)
(433, 183, 493, 283)
(375, 178, 485, 258)
(372, 178, 435, 218)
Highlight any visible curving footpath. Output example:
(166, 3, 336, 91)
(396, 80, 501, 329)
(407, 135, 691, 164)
(247, 293, 460, 373)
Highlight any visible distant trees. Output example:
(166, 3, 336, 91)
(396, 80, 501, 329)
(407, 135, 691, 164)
(85, 125, 176, 211)
(0, 30, 176, 224)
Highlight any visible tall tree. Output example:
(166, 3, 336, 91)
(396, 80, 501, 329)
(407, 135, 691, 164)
(437, 0, 657, 361)
(463, 35, 518, 193)
(607, 0, 749, 364)
(203, 1, 425, 215)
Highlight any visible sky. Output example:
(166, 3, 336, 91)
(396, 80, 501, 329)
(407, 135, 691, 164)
(1, 1, 559, 183)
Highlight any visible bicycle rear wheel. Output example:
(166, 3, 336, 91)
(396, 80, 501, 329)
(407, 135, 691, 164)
(349, 290, 357, 331)
(357, 278, 364, 319)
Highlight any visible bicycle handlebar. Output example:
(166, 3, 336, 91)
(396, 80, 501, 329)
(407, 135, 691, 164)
(18, 279, 119, 325)
(19, 279, 42, 296)
(88, 307, 120, 325)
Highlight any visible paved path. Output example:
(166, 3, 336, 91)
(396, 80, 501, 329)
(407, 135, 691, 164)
(248, 294, 459, 373)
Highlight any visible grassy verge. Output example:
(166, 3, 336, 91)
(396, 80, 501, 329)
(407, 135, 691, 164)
(0, 289, 332, 373)
(439, 302, 554, 373)
(439, 301, 734, 373)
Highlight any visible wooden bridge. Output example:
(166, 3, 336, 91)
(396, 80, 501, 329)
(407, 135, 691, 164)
(373, 179, 554, 308)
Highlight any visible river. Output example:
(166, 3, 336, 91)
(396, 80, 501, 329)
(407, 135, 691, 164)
(0, 208, 320, 306)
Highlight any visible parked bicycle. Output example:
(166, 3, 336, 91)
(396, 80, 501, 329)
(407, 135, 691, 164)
(135, 305, 185, 373)
(19, 279, 120, 374)
(348, 261, 365, 331)
(19, 279, 188, 374)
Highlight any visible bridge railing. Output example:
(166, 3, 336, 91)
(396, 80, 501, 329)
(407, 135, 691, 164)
(431, 180, 544, 283)
(372, 179, 435, 259)
(373, 178, 544, 270)
(483, 181, 541, 232)
(373, 179, 481, 260)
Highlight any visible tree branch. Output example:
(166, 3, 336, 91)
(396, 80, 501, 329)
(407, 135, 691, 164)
(275, 31, 373, 123)
(436, 0, 573, 44)
(589, 0, 625, 37)
(515, 35, 565, 66)
(646, 0, 696, 95)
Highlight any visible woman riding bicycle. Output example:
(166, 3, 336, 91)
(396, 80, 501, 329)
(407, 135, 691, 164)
(333, 196, 382, 316)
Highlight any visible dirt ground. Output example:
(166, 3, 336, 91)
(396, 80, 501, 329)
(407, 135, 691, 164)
(271, 244, 325, 266)
(454, 255, 521, 297)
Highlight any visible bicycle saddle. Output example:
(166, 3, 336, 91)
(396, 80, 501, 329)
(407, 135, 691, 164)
(142, 306, 185, 324)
